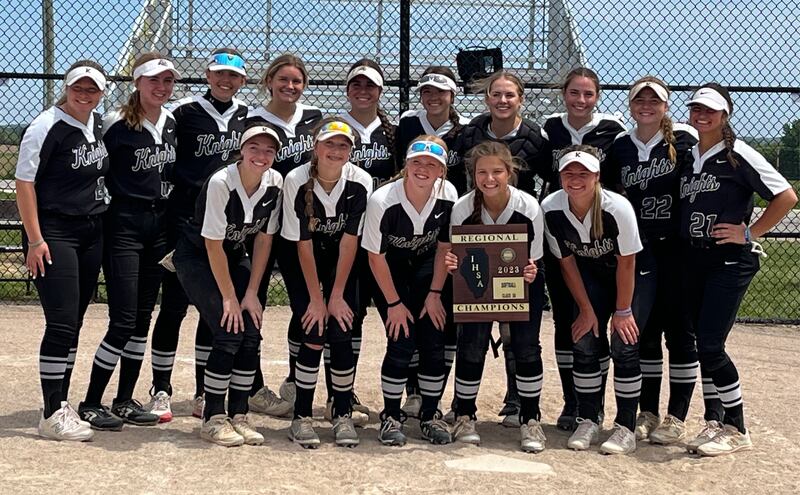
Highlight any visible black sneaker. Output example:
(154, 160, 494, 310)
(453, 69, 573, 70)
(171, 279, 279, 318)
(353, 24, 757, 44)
(421, 411, 452, 445)
(111, 399, 160, 426)
(78, 403, 124, 431)
(378, 412, 407, 446)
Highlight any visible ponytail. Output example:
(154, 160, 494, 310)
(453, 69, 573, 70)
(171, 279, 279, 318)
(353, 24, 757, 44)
(304, 157, 320, 232)
(120, 91, 146, 131)
(660, 115, 677, 163)
(376, 107, 396, 160)
(469, 188, 485, 225)
(721, 118, 739, 168)
(591, 182, 604, 240)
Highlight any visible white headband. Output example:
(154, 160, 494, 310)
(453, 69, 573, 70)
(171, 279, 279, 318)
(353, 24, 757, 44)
(64, 66, 106, 91)
(346, 66, 384, 88)
(686, 87, 731, 114)
(558, 150, 600, 173)
(628, 81, 669, 103)
(132, 59, 181, 81)
(417, 73, 458, 93)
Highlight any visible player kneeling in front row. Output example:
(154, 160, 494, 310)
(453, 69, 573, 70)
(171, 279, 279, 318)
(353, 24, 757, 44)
(444, 141, 547, 453)
(173, 125, 284, 447)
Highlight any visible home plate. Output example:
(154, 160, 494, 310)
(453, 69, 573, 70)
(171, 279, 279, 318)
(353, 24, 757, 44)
(444, 454, 555, 475)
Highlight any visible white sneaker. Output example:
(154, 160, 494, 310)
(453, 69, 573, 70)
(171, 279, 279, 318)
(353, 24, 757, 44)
(145, 391, 173, 423)
(520, 419, 546, 453)
(401, 393, 422, 418)
(600, 423, 637, 455)
(231, 414, 264, 446)
(696, 425, 753, 457)
(567, 418, 600, 451)
(62, 401, 91, 428)
(649, 414, 686, 445)
(38, 403, 94, 442)
(192, 395, 205, 419)
(686, 420, 723, 453)
(279, 379, 296, 403)
(635, 411, 659, 440)
(453, 415, 481, 445)
(248, 387, 293, 417)
(201, 414, 244, 447)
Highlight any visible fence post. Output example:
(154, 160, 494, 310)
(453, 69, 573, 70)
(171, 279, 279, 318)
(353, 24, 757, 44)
(399, 0, 411, 114)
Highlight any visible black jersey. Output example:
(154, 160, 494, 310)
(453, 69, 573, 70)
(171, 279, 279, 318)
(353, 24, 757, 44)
(186, 163, 282, 256)
(607, 123, 698, 239)
(362, 178, 457, 268)
(281, 162, 373, 247)
(338, 113, 396, 188)
(542, 189, 642, 267)
(452, 113, 550, 197)
(167, 94, 248, 192)
(246, 103, 322, 178)
(396, 109, 468, 166)
(102, 109, 176, 201)
(449, 186, 545, 261)
(16, 106, 110, 216)
(678, 139, 791, 241)
(542, 112, 626, 189)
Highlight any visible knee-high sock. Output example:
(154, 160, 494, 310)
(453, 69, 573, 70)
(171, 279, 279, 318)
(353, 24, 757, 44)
(293, 344, 322, 419)
(329, 341, 354, 418)
(194, 322, 213, 398)
(229, 349, 258, 417)
(203, 350, 234, 421)
(516, 360, 543, 423)
(116, 335, 148, 402)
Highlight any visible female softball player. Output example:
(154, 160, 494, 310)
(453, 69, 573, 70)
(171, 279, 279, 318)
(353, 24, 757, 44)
(173, 124, 283, 447)
(605, 77, 701, 444)
(78, 53, 180, 429)
(16, 60, 109, 441)
(444, 141, 547, 453)
(541, 67, 626, 432)
(362, 135, 457, 446)
(148, 48, 249, 419)
(679, 84, 796, 456)
(245, 53, 322, 417)
(451, 70, 550, 426)
(282, 118, 373, 448)
(542, 145, 643, 455)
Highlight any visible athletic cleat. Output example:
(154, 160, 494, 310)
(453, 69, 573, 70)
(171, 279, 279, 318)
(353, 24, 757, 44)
(453, 415, 481, 445)
(567, 418, 600, 451)
(78, 402, 124, 431)
(401, 393, 422, 418)
(279, 379, 296, 403)
(597, 409, 606, 428)
(351, 393, 370, 425)
(686, 420, 723, 453)
(498, 402, 519, 417)
(111, 399, 160, 426)
(145, 391, 173, 423)
(378, 413, 407, 446)
(421, 412, 453, 444)
(231, 414, 264, 446)
(289, 417, 320, 449)
(501, 413, 521, 428)
(556, 404, 578, 431)
(326, 398, 369, 427)
(62, 401, 91, 428)
(649, 414, 686, 445)
(635, 411, 660, 441)
(696, 425, 753, 457)
(192, 395, 205, 419)
(39, 404, 94, 442)
(520, 419, 547, 453)
(600, 423, 637, 455)
(443, 409, 456, 424)
(333, 415, 360, 447)
(201, 414, 244, 447)
(249, 386, 293, 417)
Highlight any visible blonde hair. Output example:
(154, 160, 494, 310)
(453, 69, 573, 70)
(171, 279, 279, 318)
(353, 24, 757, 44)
(260, 53, 309, 96)
(465, 141, 521, 225)
(120, 52, 167, 131)
(389, 134, 448, 191)
(475, 71, 525, 101)
(304, 117, 353, 232)
(56, 59, 105, 106)
(558, 144, 604, 239)
(630, 75, 676, 162)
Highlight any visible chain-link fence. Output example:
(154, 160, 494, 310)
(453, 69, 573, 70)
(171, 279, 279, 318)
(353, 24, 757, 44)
(1, 0, 798, 321)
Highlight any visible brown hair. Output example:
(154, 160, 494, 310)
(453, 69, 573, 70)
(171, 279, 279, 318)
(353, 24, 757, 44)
(347, 59, 395, 154)
(421, 66, 463, 139)
(558, 144, 604, 239)
(304, 117, 354, 232)
(475, 71, 524, 100)
(465, 141, 521, 225)
(259, 53, 309, 96)
(697, 82, 738, 167)
(630, 76, 676, 162)
(120, 52, 168, 131)
(562, 67, 601, 95)
(57, 59, 106, 105)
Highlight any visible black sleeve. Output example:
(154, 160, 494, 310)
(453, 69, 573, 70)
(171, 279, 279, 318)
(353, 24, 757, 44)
(447, 130, 469, 195)
(601, 141, 621, 192)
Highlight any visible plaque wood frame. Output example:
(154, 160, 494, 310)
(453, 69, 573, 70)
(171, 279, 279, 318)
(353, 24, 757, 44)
(450, 224, 529, 323)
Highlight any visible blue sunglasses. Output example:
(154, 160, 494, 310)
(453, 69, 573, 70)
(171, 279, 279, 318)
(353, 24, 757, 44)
(409, 141, 446, 157)
(209, 53, 246, 70)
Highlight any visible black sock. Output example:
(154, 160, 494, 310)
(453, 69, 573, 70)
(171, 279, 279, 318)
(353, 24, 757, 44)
(405, 350, 419, 395)
(61, 340, 78, 403)
(203, 350, 234, 421)
(84, 339, 122, 405)
(116, 334, 147, 402)
(418, 349, 445, 422)
(329, 341, 354, 417)
(667, 359, 699, 421)
(40, 340, 69, 418)
(229, 348, 258, 417)
(516, 360, 543, 423)
(639, 355, 663, 416)
(454, 359, 483, 419)
(712, 358, 745, 433)
(150, 309, 182, 394)
(380, 348, 409, 420)
(293, 344, 321, 419)
(701, 364, 724, 422)
(194, 321, 212, 398)
(250, 347, 264, 398)
(323, 343, 333, 401)
(612, 367, 642, 431)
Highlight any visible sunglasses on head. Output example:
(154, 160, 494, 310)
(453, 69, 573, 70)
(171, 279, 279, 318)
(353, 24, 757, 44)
(320, 121, 353, 135)
(209, 53, 246, 70)
(409, 141, 446, 157)
(420, 74, 451, 85)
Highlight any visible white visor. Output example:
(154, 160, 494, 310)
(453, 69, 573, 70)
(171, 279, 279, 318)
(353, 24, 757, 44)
(628, 81, 669, 103)
(346, 66, 384, 88)
(686, 87, 731, 114)
(241, 125, 281, 148)
(133, 59, 182, 81)
(417, 73, 457, 93)
(406, 140, 448, 166)
(64, 66, 106, 91)
(558, 150, 600, 173)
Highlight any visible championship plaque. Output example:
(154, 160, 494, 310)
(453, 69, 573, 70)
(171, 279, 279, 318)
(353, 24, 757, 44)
(451, 224, 529, 323)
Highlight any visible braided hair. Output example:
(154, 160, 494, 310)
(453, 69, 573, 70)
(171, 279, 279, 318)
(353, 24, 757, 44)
(347, 59, 396, 155)
(629, 76, 677, 162)
(420, 66, 463, 140)
(700, 83, 739, 167)
(558, 144, 604, 240)
(464, 141, 520, 225)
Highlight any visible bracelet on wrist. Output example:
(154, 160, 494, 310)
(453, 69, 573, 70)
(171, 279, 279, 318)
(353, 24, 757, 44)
(744, 225, 751, 243)
(429, 288, 442, 294)
(28, 239, 45, 248)
(614, 307, 632, 317)
(387, 299, 402, 308)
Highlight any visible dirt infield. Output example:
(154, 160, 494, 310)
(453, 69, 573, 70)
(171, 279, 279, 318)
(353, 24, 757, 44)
(1, 305, 798, 494)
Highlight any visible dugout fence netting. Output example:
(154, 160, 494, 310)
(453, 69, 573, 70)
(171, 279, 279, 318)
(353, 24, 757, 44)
(0, 0, 798, 321)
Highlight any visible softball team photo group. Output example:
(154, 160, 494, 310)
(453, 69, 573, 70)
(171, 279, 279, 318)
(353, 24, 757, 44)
(15, 49, 797, 459)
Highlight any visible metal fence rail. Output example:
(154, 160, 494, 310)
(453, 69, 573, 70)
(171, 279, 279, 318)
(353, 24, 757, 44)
(0, 0, 798, 321)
